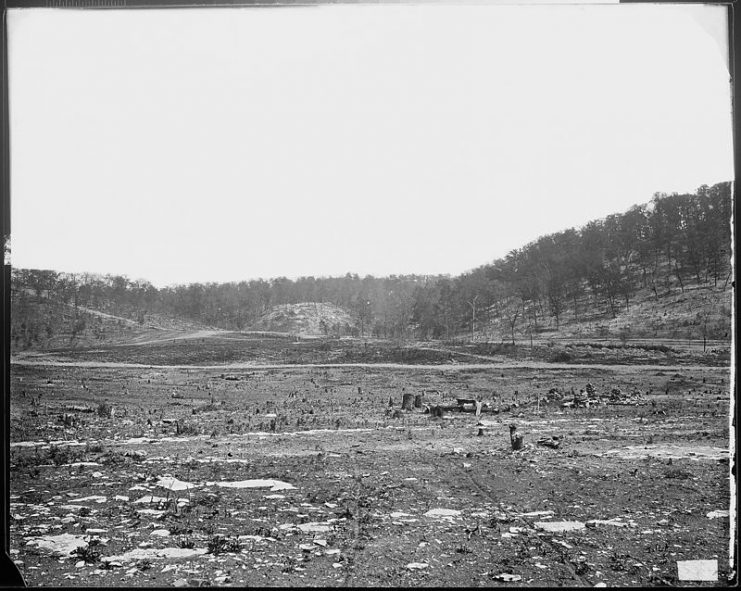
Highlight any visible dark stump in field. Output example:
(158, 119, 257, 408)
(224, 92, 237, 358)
(509, 424, 524, 450)
(402, 393, 415, 411)
(430, 405, 444, 418)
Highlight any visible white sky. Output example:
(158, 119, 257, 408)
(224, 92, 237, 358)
(8, 4, 734, 288)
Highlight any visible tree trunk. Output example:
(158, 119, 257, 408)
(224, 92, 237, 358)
(723, 269, 732, 290)
(607, 295, 616, 319)
(573, 293, 578, 322)
(509, 424, 524, 451)
(674, 261, 684, 292)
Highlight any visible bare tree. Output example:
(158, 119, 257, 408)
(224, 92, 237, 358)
(466, 295, 479, 342)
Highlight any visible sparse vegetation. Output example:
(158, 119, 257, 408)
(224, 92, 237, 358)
(7, 182, 733, 587)
(72, 544, 101, 565)
(207, 535, 242, 555)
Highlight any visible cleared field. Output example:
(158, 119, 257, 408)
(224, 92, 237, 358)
(9, 337, 733, 587)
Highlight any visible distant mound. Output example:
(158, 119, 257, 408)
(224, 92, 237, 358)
(251, 303, 358, 336)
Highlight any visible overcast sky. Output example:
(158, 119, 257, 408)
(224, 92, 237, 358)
(8, 3, 733, 288)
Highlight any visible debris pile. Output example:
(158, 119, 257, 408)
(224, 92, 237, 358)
(561, 385, 599, 409)
(536, 436, 561, 449)
(607, 388, 646, 406)
(543, 388, 564, 402)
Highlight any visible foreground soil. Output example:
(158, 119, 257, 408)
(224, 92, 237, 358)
(9, 340, 733, 587)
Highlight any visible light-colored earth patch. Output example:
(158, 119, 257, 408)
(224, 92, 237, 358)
(26, 534, 88, 558)
(206, 479, 295, 492)
(601, 444, 729, 461)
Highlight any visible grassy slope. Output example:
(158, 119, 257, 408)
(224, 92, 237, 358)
(475, 278, 732, 345)
(9, 293, 213, 352)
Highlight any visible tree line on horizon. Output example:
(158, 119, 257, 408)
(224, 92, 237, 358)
(11, 182, 733, 344)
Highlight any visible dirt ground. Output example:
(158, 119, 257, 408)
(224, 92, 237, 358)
(8, 337, 734, 587)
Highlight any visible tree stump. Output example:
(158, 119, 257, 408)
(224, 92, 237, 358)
(414, 393, 424, 408)
(509, 424, 524, 450)
(401, 393, 415, 411)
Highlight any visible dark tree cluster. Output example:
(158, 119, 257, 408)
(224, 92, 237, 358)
(410, 182, 732, 340)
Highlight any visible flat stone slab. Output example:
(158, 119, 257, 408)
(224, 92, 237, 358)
(25, 534, 88, 558)
(206, 479, 295, 492)
(535, 521, 585, 533)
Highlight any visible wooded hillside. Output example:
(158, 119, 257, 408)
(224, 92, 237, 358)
(10, 182, 733, 348)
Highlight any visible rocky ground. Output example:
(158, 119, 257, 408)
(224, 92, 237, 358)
(8, 338, 734, 587)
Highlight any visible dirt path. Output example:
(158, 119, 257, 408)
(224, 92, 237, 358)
(412, 346, 505, 363)
(9, 356, 730, 373)
(21, 288, 141, 327)
(126, 329, 228, 347)
(70, 305, 140, 326)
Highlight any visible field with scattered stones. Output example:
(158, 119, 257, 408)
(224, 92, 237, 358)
(9, 334, 734, 587)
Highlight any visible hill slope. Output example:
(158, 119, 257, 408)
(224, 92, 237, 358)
(9, 288, 213, 351)
(471, 277, 732, 346)
(9, 182, 733, 348)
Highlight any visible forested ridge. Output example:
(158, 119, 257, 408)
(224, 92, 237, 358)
(10, 182, 733, 348)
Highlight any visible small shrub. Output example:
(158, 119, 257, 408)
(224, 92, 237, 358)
(47, 445, 82, 466)
(192, 403, 218, 415)
(207, 535, 242, 555)
(178, 537, 195, 549)
(550, 350, 572, 363)
(73, 545, 100, 564)
(86, 442, 104, 454)
(176, 421, 199, 436)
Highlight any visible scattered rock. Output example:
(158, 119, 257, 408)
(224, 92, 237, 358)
(406, 562, 429, 570)
(492, 573, 521, 582)
(586, 518, 630, 528)
(150, 530, 171, 537)
(536, 436, 561, 449)
(297, 522, 333, 533)
(156, 477, 195, 491)
(134, 495, 168, 504)
(207, 479, 295, 492)
(535, 521, 585, 533)
(25, 534, 88, 558)
(424, 508, 461, 519)
(102, 547, 208, 563)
